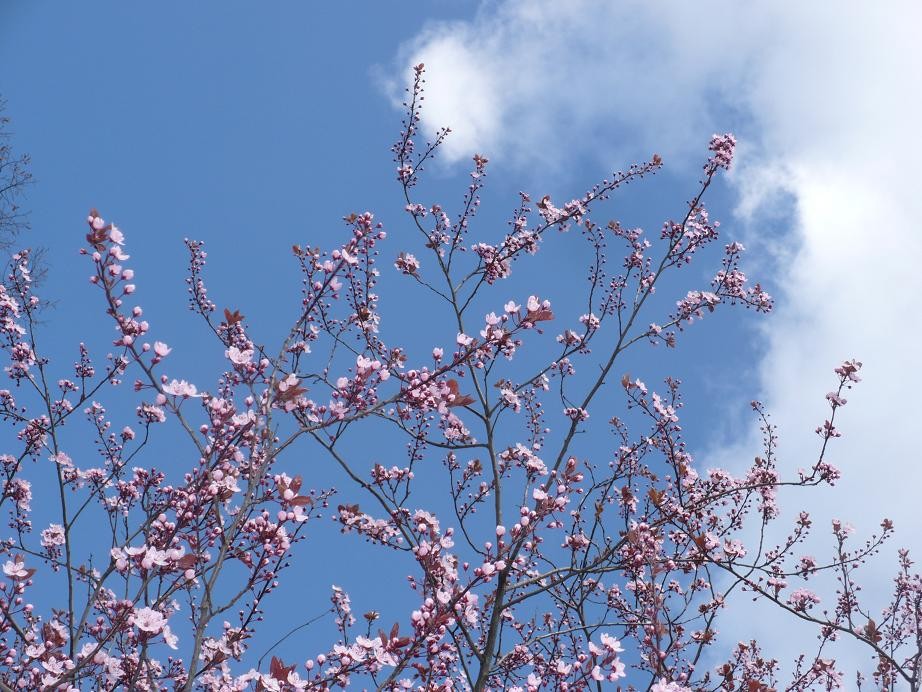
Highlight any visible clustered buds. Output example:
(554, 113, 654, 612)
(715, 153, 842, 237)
(0, 67, 914, 692)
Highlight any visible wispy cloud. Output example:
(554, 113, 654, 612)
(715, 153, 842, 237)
(391, 0, 922, 670)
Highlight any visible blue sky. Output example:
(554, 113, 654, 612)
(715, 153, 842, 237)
(2, 0, 919, 683)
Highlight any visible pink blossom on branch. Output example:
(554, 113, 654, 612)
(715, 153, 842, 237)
(0, 66, 916, 692)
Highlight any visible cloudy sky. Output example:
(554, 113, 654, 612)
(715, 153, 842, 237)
(392, 0, 922, 669)
(2, 0, 920, 681)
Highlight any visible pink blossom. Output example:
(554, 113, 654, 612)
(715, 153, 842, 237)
(278, 372, 299, 392)
(162, 625, 178, 649)
(788, 588, 821, 612)
(651, 680, 692, 692)
(162, 379, 200, 397)
(2, 557, 29, 579)
(599, 632, 624, 653)
(41, 523, 66, 548)
(133, 606, 168, 634)
(707, 132, 736, 170)
(395, 252, 420, 275)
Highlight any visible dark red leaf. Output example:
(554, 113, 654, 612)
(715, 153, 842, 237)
(269, 656, 296, 681)
(176, 554, 197, 569)
(527, 308, 554, 323)
(445, 379, 475, 407)
(223, 308, 245, 325)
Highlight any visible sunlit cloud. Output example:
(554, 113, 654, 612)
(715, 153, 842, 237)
(391, 0, 922, 671)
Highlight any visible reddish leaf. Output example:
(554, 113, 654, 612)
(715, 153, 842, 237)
(744, 681, 775, 692)
(43, 622, 66, 647)
(865, 618, 883, 643)
(223, 308, 245, 325)
(269, 656, 296, 682)
(176, 554, 198, 569)
(527, 308, 554, 323)
(85, 212, 109, 250)
(446, 379, 475, 408)
(276, 383, 307, 403)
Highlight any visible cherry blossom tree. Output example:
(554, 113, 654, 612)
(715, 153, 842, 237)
(0, 66, 919, 691)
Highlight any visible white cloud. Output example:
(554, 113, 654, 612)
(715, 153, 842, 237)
(388, 0, 755, 170)
(392, 0, 922, 676)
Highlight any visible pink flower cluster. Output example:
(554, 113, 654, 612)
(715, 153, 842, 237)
(0, 65, 916, 692)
